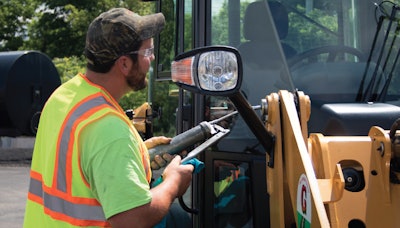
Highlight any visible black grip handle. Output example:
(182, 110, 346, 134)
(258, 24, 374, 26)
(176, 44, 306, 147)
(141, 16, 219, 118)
(148, 121, 213, 161)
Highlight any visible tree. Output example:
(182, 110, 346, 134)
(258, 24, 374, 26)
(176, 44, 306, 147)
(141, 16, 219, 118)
(152, 82, 179, 136)
(285, 3, 337, 53)
(0, 0, 37, 51)
(23, 0, 155, 58)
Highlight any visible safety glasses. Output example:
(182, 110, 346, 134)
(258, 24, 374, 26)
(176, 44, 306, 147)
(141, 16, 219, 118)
(129, 47, 154, 57)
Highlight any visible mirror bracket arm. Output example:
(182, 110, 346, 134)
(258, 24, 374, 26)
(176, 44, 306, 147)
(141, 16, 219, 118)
(229, 92, 275, 167)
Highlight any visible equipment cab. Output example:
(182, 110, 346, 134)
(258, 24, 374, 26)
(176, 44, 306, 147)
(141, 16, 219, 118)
(151, 0, 400, 227)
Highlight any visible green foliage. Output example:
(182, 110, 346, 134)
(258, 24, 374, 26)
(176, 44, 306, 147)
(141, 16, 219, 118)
(22, 0, 156, 58)
(119, 90, 148, 112)
(286, 4, 338, 53)
(0, 0, 37, 51)
(157, 0, 177, 73)
(52, 56, 86, 83)
(152, 82, 179, 136)
(211, 1, 250, 46)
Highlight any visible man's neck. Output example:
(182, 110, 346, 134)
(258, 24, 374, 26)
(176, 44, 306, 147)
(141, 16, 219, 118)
(85, 69, 128, 101)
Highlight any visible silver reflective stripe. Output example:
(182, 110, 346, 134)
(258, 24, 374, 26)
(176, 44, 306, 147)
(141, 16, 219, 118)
(57, 96, 113, 192)
(29, 175, 43, 197)
(29, 178, 106, 221)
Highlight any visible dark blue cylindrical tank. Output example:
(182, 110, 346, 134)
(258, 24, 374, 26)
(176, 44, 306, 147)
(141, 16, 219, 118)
(0, 51, 61, 136)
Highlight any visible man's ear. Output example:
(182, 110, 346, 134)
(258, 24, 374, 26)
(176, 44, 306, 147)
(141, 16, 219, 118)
(115, 56, 132, 75)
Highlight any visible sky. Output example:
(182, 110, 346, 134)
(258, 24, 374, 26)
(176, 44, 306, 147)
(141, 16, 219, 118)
(183, 0, 226, 14)
(212, 0, 225, 15)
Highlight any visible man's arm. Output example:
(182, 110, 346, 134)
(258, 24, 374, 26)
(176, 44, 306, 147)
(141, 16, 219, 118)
(108, 156, 193, 228)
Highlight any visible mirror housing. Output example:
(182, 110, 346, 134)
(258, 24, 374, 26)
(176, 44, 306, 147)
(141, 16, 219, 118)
(171, 46, 242, 97)
(172, 45, 275, 166)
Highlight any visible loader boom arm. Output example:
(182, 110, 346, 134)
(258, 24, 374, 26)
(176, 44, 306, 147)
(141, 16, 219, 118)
(264, 90, 400, 227)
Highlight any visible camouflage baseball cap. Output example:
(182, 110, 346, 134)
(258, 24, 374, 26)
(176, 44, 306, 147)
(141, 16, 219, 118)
(85, 8, 165, 65)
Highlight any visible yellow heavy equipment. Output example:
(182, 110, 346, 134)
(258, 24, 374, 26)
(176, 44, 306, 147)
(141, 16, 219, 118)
(144, 0, 400, 227)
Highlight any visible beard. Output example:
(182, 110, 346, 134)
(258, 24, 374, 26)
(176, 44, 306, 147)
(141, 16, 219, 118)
(126, 62, 148, 91)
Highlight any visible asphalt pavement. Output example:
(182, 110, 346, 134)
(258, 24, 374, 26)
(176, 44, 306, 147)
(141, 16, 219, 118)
(0, 140, 33, 228)
(0, 162, 30, 228)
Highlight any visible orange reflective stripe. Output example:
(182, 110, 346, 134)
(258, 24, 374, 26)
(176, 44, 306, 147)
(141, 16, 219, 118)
(139, 143, 151, 183)
(132, 127, 152, 183)
(114, 112, 152, 183)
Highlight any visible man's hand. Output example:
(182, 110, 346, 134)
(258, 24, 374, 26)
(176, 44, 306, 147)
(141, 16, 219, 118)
(144, 136, 171, 149)
(162, 156, 194, 197)
(144, 136, 173, 170)
(144, 136, 189, 170)
(151, 153, 174, 170)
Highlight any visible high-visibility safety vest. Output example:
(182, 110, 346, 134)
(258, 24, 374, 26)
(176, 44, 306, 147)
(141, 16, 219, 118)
(24, 73, 151, 227)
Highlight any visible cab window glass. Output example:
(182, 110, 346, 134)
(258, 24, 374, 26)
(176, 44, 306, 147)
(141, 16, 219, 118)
(157, 0, 193, 78)
(213, 160, 253, 227)
(157, 0, 176, 78)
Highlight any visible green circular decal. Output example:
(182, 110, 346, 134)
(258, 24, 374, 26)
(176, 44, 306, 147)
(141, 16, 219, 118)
(297, 174, 311, 227)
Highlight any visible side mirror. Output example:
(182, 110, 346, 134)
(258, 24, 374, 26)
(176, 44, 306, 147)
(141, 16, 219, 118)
(171, 46, 242, 97)
(171, 46, 275, 166)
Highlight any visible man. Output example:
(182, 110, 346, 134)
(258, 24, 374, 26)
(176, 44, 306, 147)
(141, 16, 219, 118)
(24, 8, 194, 227)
